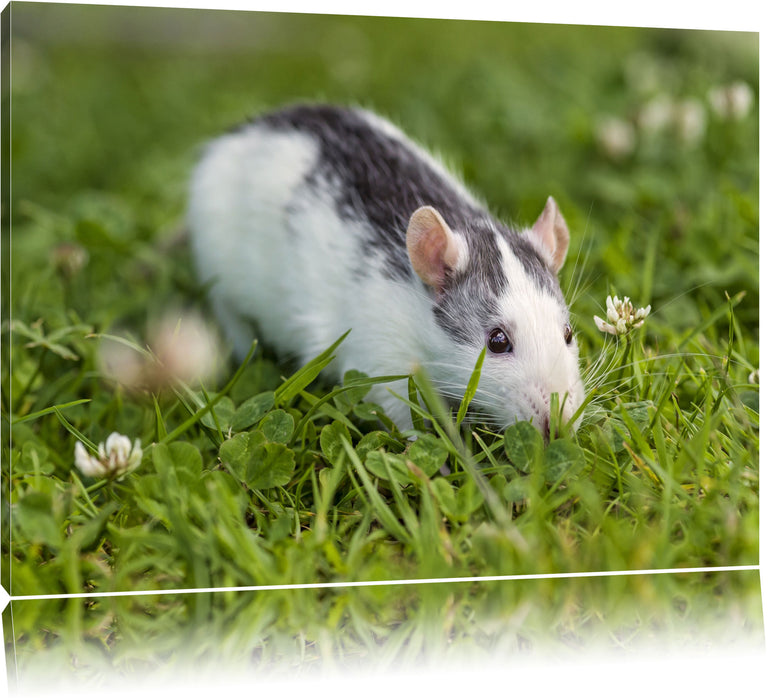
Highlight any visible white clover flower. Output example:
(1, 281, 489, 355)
(150, 311, 221, 386)
(637, 94, 675, 134)
(594, 116, 636, 160)
(74, 432, 143, 480)
(636, 94, 710, 146)
(99, 311, 222, 393)
(50, 242, 89, 278)
(98, 337, 147, 390)
(594, 295, 651, 336)
(673, 98, 707, 146)
(708, 81, 754, 121)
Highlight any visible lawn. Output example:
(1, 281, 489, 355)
(2, 4, 760, 683)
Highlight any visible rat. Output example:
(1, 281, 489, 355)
(188, 103, 584, 436)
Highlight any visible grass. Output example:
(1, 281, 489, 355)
(2, 5, 760, 681)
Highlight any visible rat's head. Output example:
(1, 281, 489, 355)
(406, 197, 585, 437)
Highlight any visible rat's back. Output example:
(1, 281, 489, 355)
(187, 104, 459, 374)
(188, 104, 583, 433)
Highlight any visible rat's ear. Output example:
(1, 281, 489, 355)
(527, 196, 570, 274)
(406, 206, 467, 291)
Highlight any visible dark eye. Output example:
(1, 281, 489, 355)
(564, 323, 573, 345)
(487, 328, 513, 354)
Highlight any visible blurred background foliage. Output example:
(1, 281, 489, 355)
(8, 4, 758, 346)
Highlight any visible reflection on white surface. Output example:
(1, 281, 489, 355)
(4, 569, 765, 697)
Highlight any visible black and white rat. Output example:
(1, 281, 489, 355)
(188, 104, 584, 435)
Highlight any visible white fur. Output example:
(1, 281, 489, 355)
(189, 124, 450, 427)
(481, 235, 584, 429)
(189, 117, 584, 432)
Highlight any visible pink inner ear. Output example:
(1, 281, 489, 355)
(413, 227, 448, 288)
(406, 206, 460, 291)
(531, 196, 570, 274)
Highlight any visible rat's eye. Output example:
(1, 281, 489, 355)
(487, 328, 513, 354)
(563, 323, 573, 345)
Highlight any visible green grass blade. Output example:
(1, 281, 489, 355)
(456, 346, 486, 427)
(152, 394, 168, 441)
(12, 398, 91, 425)
(407, 375, 426, 432)
(274, 330, 350, 407)
(341, 437, 411, 546)
(677, 291, 745, 351)
(160, 339, 257, 444)
(52, 407, 98, 452)
(290, 372, 407, 442)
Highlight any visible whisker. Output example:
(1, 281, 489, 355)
(576, 344, 755, 414)
(564, 205, 599, 310)
(565, 202, 592, 291)
(649, 281, 716, 316)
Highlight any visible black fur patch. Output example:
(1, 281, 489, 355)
(432, 220, 505, 346)
(499, 229, 565, 303)
(252, 104, 562, 341)
(258, 105, 486, 277)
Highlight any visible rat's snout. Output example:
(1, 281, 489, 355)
(525, 383, 579, 440)
(537, 410, 563, 442)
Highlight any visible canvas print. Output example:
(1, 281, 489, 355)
(0, 1, 761, 688)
